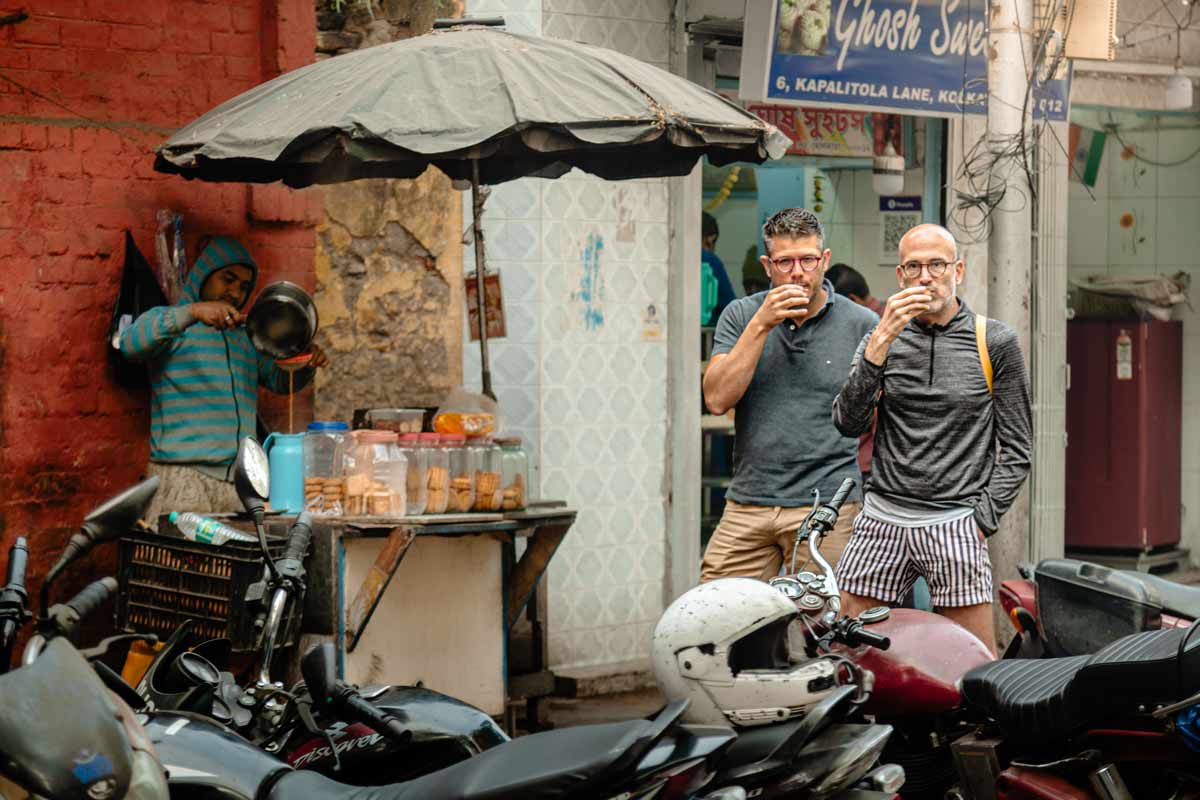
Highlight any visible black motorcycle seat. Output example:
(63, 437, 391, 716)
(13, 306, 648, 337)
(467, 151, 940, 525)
(1124, 571, 1200, 619)
(961, 627, 1200, 744)
(268, 718, 654, 800)
(719, 718, 807, 769)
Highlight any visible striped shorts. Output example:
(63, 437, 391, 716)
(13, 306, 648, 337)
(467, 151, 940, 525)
(836, 512, 993, 608)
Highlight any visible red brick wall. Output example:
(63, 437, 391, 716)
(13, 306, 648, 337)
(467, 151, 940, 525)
(0, 1, 319, 613)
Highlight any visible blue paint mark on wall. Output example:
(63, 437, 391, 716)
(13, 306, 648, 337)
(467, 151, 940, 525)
(572, 233, 605, 330)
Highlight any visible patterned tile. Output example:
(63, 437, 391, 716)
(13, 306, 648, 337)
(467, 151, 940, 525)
(458, 4, 675, 671)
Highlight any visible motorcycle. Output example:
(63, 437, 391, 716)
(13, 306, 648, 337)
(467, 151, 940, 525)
(998, 557, 1199, 658)
(776, 477, 1200, 800)
(146, 644, 740, 800)
(0, 478, 169, 800)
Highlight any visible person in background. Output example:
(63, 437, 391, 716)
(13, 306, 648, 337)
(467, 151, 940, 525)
(121, 236, 329, 522)
(825, 263, 879, 486)
(832, 224, 1032, 653)
(702, 212, 738, 327)
(826, 263, 885, 316)
(701, 208, 877, 583)
(741, 244, 770, 296)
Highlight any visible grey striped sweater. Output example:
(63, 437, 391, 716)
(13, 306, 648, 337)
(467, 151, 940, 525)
(832, 301, 1032, 535)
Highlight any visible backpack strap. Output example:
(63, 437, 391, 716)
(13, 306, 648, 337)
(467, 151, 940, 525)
(975, 313, 993, 395)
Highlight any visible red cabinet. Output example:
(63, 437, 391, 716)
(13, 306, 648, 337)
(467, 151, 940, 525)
(1065, 320, 1182, 552)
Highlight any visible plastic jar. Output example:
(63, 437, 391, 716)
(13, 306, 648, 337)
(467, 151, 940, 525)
(344, 430, 406, 516)
(421, 433, 449, 514)
(366, 408, 425, 434)
(303, 421, 349, 514)
(470, 437, 502, 512)
(495, 437, 529, 511)
(442, 434, 474, 513)
(396, 433, 427, 516)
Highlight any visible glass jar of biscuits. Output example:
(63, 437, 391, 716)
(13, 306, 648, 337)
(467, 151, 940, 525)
(440, 434, 475, 513)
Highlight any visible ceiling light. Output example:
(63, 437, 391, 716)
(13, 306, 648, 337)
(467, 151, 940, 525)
(873, 141, 905, 196)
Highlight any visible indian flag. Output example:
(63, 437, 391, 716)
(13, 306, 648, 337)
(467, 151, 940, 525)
(1069, 124, 1106, 187)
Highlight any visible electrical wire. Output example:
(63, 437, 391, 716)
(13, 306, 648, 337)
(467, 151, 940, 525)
(1107, 125, 1200, 167)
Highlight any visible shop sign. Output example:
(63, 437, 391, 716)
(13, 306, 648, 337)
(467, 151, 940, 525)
(465, 271, 506, 341)
(739, 0, 1071, 121)
(744, 105, 901, 158)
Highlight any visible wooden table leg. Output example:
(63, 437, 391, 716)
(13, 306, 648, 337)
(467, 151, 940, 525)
(505, 522, 570, 630)
(345, 527, 416, 653)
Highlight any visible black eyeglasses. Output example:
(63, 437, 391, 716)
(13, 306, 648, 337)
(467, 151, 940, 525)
(900, 259, 952, 278)
(769, 255, 822, 273)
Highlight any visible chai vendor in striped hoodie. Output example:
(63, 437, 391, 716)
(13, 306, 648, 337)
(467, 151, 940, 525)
(120, 236, 328, 522)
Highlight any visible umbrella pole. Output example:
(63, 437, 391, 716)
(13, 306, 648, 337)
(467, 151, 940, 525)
(471, 161, 495, 401)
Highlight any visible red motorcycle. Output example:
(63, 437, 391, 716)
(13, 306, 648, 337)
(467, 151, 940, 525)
(776, 479, 1200, 800)
(998, 558, 1197, 658)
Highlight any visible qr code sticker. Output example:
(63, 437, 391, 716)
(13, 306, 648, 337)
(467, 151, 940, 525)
(880, 211, 921, 262)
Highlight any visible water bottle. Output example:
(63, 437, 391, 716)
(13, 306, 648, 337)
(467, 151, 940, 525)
(168, 512, 257, 546)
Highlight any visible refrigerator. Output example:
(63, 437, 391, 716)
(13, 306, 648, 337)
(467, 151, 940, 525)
(1065, 320, 1182, 552)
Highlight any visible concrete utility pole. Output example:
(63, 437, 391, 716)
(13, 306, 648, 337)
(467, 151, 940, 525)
(986, 0, 1035, 643)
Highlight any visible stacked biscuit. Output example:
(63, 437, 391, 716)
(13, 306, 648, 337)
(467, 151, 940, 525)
(305, 477, 345, 512)
(501, 473, 526, 511)
(344, 474, 406, 517)
(473, 470, 502, 512)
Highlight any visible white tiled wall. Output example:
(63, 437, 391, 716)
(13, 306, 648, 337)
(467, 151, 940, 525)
(464, 0, 674, 670)
(1066, 109, 1200, 556)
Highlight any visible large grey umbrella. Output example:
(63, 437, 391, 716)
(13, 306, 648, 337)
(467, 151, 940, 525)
(156, 25, 790, 396)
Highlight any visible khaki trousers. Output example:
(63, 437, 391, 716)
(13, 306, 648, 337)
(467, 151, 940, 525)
(143, 462, 242, 527)
(701, 499, 861, 583)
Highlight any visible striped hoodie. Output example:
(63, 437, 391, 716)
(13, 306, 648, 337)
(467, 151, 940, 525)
(120, 237, 313, 481)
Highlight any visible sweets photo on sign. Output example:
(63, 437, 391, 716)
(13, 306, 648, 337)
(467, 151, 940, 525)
(739, 0, 1072, 120)
(465, 271, 506, 341)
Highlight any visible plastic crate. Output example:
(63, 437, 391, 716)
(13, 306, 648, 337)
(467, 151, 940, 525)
(116, 520, 301, 652)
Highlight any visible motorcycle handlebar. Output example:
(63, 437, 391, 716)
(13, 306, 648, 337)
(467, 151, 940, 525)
(4, 538, 28, 599)
(278, 513, 313, 577)
(65, 578, 119, 626)
(827, 477, 856, 515)
(341, 689, 410, 744)
(838, 620, 891, 651)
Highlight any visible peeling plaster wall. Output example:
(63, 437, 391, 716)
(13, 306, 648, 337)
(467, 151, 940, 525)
(312, 6, 465, 422)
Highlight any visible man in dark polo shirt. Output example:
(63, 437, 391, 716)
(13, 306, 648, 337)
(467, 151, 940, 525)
(701, 208, 878, 582)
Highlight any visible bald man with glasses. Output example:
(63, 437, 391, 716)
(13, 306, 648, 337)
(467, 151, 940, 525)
(832, 223, 1032, 653)
(701, 208, 878, 583)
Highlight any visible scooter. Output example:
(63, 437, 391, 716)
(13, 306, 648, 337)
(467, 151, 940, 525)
(777, 477, 1200, 800)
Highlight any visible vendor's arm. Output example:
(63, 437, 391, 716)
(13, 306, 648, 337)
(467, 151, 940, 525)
(703, 285, 810, 415)
(119, 301, 244, 361)
(972, 327, 1033, 536)
(831, 332, 883, 437)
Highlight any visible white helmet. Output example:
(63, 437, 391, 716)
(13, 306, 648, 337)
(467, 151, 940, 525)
(652, 578, 841, 728)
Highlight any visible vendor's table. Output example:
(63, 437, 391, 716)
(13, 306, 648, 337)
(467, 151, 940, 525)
(293, 504, 575, 725)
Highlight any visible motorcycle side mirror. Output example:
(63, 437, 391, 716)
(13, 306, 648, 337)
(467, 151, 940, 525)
(234, 438, 281, 581)
(234, 438, 270, 517)
(81, 476, 161, 549)
(42, 476, 160, 618)
(301, 642, 338, 705)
